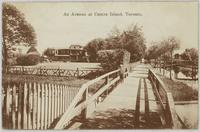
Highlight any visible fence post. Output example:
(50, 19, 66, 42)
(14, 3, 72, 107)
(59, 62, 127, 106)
(77, 68, 79, 77)
(12, 83, 17, 129)
(23, 83, 28, 129)
(81, 87, 88, 120)
(58, 68, 60, 76)
(40, 67, 42, 76)
(36, 83, 41, 129)
(22, 66, 24, 75)
(51, 84, 54, 123)
(47, 83, 52, 128)
(32, 82, 37, 129)
(106, 76, 109, 95)
(17, 82, 22, 129)
(41, 83, 44, 129)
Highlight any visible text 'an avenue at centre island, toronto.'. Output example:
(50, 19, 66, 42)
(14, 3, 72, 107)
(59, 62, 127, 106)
(64, 11, 142, 16)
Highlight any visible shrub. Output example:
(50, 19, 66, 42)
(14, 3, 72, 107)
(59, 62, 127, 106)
(16, 54, 40, 66)
(26, 54, 40, 65)
(16, 55, 27, 66)
(97, 49, 124, 71)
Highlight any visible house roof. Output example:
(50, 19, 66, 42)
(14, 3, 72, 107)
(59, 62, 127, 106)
(27, 46, 40, 55)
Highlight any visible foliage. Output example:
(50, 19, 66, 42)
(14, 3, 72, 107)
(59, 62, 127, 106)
(173, 65, 180, 74)
(43, 48, 56, 57)
(97, 49, 124, 71)
(2, 3, 37, 67)
(16, 55, 27, 66)
(84, 38, 106, 62)
(180, 48, 198, 63)
(145, 37, 180, 61)
(16, 54, 40, 66)
(84, 24, 146, 63)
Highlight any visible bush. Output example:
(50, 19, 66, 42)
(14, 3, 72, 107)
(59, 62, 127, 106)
(16, 54, 40, 66)
(26, 54, 40, 65)
(97, 49, 124, 71)
(16, 55, 27, 66)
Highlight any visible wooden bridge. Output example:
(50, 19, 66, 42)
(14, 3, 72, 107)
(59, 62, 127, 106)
(2, 63, 185, 129)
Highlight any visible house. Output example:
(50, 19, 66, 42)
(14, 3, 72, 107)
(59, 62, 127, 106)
(52, 45, 89, 62)
(27, 46, 40, 56)
(69, 44, 83, 50)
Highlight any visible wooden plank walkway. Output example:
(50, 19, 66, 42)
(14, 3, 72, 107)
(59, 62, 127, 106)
(79, 64, 163, 129)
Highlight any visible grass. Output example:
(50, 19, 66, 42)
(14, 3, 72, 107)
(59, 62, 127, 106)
(4, 62, 103, 87)
(28, 62, 101, 70)
(3, 74, 88, 87)
(158, 74, 198, 101)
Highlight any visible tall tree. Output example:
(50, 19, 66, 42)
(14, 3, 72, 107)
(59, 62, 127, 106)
(166, 37, 180, 79)
(120, 25, 146, 62)
(84, 38, 106, 62)
(2, 3, 37, 68)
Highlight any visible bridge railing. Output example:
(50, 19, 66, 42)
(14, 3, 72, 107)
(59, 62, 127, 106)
(54, 69, 121, 129)
(148, 69, 182, 128)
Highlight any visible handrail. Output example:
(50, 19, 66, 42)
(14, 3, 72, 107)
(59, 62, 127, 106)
(54, 69, 121, 129)
(148, 69, 182, 129)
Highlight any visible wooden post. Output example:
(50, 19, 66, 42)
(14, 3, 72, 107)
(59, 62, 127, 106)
(47, 83, 52, 128)
(8, 83, 12, 128)
(51, 84, 55, 122)
(44, 83, 48, 129)
(64, 86, 67, 111)
(62, 85, 65, 114)
(12, 83, 17, 129)
(60, 85, 62, 116)
(32, 82, 37, 129)
(54, 85, 58, 118)
(106, 76, 109, 95)
(81, 87, 88, 120)
(36, 83, 41, 129)
(57, 85, 60, 117)
(27, 83, 32, 129)
(60, 85, 63, 115)
(40, 67, 42, 75)
(41, 83, 44, 129)
(23, 83, 28, 129)
(17, 83, 22, 129)
(58, 68, 60, 76)
(2, 82, 9, 128)
(77, 68, 79, 77)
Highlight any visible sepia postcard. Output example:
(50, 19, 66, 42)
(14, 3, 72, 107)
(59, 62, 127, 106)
(1, 0, 199, 130)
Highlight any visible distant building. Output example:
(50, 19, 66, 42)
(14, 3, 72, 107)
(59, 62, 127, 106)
(69, 44, 83, 50)
(49, 45, 89, 62)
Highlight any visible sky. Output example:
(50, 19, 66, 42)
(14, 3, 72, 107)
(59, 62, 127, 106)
(11, 1, 198, 54)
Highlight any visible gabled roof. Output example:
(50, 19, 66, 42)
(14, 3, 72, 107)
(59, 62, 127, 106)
(27, 46, 40, 55)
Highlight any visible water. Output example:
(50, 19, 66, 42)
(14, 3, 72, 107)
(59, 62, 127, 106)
(175, 104, 198, 128)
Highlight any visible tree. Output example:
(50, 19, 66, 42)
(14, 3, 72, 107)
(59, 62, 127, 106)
(181, 48, 198, 79)
(120, 25, 146, 62)
(84, 38, 106, 62)
(97, 49, 124, 71)
(166, 37, 180, 79)
(2, 3, 37, 69)
(43, 48, 56, 57)
(84, 24, 146, 63)
(181, 48, 198, 62)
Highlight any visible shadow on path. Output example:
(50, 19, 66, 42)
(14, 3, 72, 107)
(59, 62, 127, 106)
(80, 108, 162, 129)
